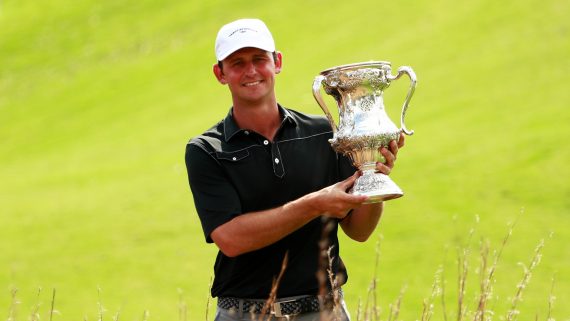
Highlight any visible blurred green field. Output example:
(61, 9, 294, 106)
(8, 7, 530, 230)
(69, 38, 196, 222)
(1, 0, 569, 320)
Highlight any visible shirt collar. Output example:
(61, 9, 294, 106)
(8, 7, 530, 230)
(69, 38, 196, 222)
(223, 104, 298, 142)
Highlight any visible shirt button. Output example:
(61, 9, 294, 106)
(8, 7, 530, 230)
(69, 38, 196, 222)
(232, 157, 237, 161)
(263, 140, 269, 145)
(274, 158, 280, 164)
(244, 130, 250, 135)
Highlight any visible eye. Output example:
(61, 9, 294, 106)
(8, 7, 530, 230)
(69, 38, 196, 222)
(254, 56, 269, 64)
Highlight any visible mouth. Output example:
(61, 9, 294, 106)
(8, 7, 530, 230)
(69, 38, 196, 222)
(243, 80, 262, 87)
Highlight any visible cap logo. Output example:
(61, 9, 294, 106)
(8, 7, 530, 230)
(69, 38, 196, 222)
(228, 28, 258, 37)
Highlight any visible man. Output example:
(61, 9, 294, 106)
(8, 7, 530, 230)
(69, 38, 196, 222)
(185, 18, 404, 321)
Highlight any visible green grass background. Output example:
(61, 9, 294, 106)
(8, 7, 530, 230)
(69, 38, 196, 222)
(1, 0, 569, 320)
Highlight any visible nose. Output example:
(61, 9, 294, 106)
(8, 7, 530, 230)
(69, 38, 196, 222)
(244, 62, 256, 76)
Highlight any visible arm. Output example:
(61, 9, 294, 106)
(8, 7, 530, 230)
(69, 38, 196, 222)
(186, 142, 364, 257)
(215, 134, 405, 254)
(340, 134, 405, 242)
(212, 172, 367, 257)
(188, 134, 404, 256)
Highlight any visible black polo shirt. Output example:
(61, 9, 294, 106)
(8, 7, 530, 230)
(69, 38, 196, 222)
(185, 105, 356, 298)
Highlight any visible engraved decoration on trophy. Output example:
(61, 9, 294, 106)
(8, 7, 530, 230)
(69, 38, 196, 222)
(312, 61, 417, 203)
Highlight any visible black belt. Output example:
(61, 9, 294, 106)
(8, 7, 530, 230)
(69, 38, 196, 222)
(217, 289, 342, 317)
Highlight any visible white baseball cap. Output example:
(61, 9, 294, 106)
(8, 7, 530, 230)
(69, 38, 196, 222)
(215, 18, 276, 61)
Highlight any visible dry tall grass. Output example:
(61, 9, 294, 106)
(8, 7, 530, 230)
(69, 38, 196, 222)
(351, 222, 553, 321)
(5, 221, 556, 321)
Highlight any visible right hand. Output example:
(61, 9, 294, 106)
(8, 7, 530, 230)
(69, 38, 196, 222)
(310, 172, 368, 219)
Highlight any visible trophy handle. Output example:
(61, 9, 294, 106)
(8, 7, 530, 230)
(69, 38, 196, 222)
(387, 66, 417, 136)
(312, 75, 337, 133)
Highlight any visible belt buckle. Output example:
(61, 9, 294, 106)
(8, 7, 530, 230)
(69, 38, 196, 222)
(272, 299, 297, 318)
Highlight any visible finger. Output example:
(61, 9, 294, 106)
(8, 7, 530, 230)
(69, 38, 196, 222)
(389, 140, 399, 159)
(343, 193, 368, 205)
(398, 133, 405, 148)
(376, 162, 392, 175)
(338, 171, 360, 189)
(380, 147, 395, 169)
(327, 194, 366, 218)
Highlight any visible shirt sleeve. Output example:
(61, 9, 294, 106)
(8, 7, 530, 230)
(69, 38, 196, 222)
(185, 142, 242, 243)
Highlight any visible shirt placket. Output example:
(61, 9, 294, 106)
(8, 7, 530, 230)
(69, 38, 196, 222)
(263, 139, 285, 178)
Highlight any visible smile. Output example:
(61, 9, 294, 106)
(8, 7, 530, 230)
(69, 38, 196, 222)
(243, 81, 262, 87)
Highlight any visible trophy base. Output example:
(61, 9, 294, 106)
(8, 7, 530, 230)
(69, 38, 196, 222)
(350, 168, 403, 204)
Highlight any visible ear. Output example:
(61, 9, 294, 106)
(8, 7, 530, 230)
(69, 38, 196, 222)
(213, 63, 227, 84)
(274, 51, 283, 74)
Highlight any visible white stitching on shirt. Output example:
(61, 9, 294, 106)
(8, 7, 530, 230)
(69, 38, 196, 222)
(276, 131, 332, 144)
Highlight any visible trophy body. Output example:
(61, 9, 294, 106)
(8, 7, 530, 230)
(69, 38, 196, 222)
(313, 61, 417, 203)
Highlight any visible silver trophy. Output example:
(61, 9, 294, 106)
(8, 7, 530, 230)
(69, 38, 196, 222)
(312, 61, 417, 203)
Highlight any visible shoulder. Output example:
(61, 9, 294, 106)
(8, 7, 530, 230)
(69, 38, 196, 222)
(186, 120, 225, 155)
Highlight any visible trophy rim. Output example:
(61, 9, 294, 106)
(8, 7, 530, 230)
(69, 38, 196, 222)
(319, 61, 391, 75)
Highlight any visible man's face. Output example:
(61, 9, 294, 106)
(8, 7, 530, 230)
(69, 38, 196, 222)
(213, 47, 282, 105)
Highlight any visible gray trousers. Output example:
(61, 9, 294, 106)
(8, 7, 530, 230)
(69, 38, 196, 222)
(214, 300, 351, 321)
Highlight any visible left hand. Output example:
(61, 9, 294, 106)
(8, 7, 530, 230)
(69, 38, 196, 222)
(376, 133, 405, 175)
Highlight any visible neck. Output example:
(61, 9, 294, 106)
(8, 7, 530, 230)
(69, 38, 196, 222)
(232, 100, 281, 141)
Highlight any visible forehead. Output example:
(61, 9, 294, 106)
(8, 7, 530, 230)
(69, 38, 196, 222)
(223, 47, 271, 61)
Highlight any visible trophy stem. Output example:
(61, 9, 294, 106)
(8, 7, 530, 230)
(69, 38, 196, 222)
(350, 163, 403, 204)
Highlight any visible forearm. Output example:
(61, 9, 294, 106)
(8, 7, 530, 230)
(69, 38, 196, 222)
(211, 172, 371, 256)
(211, 194, 322, 257)
(340, 202, 384, 242)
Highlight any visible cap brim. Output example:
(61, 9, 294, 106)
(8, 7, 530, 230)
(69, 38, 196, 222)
(217, 42, 275, 61)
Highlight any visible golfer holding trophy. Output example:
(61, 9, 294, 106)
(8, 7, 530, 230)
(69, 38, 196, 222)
(186, 17, 418, 321)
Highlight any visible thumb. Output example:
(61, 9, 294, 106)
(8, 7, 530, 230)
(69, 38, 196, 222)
(339, 171, 359, 189)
